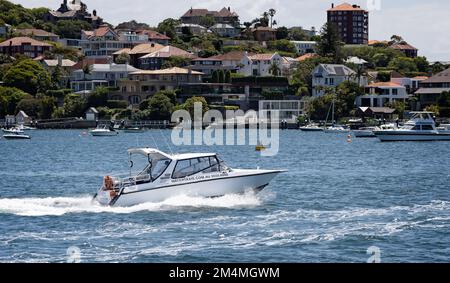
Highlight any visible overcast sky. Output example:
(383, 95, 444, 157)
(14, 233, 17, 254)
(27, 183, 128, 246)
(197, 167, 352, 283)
(10, 0, 450, 61)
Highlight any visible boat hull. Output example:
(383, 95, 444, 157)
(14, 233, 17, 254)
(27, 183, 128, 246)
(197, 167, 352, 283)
(374, 131, 450, 142)
(95, 170, 282, 207)
(3, 134, 30, 140)
(353, 130, 376, 138)
(90, 131, 119, 136)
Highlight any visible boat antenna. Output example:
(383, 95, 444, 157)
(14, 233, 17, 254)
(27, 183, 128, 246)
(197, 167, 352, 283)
(158, 128, 174, 156)
(151, 134, 159, 150)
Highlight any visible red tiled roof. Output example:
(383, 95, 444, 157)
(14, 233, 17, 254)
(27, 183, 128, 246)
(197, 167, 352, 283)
(368, 40, 388, 46)
(139, 46, 193, 59)
(390, 43, 418, 51)
(368, 82, 403, 88)
(295, 53, 318, 61)
(328, 3, 367, 12)
(16, 29, 58, 38)
(136, 30, 170, 40)
(72, 58, 109, 70)
(248, 53, 276, 61)
(209, 51, 252, 61)
(0, 37, 52, 47)
(182, 7, 237, 18)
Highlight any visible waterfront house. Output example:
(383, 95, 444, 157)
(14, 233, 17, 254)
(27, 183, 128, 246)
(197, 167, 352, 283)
(390, 71, 428, 94)
(390, 42, 418, 58)
(85, 107, 99, 121)
(356, 82, 409, 107)
(210, 24, 240, 38)
(0, 37, 53, 58)
(136, 30, 170, 45)
(246, 53, 284, 77)
(71, 63, 140, 93)
(138, 46, 194, 70)
(0, 23, 11, 38)
(176, 24, 209, 36)
(111, 67, 204, 105)
(291, 41, 317, 55)
(15, 29, 59, 42)
(180, 7, 240, 27)
(312, 64, 366, 96)
(45, 0, 103, 28)
(113, 43, 165, 68)
(259, 100, 307, 123)
(208, 51, 253, 74)
(356, 107, 397, 120)
(415, 68, 450, 108)
(190, 58, 229, 78)
(16, 111, 31, 124)
(80, 25, 148, 58)
(327, 3, 369, 45)
(42, 58, 77, 88)
(252, 27, 277, 42)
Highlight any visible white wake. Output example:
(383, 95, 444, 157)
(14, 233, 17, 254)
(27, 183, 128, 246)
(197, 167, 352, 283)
(0, 192, 264, 217)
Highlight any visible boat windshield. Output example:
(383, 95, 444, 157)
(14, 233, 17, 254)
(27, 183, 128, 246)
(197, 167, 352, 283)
(142, 158, 171, 180)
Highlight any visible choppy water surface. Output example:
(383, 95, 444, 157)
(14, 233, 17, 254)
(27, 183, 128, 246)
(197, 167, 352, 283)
(0, 130, 449, 262)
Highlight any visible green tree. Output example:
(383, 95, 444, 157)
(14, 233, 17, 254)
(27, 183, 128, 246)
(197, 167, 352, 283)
(40, 95, 56, 119)
(217, 70, 225, 83)
(317, 22, 344, 63)
(3, 59, 51, 95)
(199, 16, 215, 28)
(268, 9, 276, 28)
(161, 56, 191, 69)
(62, 93, 87, 118)
(87, 86, 109, 108)
(56, 20, 92, 39)
(15, 98, 41, 117)
(289, 27, 309, 41)
(225, 71, 231, 83)
(388, 57, 418, 74)
(267, 40, 297, 54)
(157, 18, 180, 40)
(115, 52, 130, 64)
(0, 86, 31, 116)
(269, 63, 281, 76)
(414, 56, 430, 73)
(211, 70, 219, 83)
(385, 100, 407, 119)
(145, 92, 174, 120)
(183, 96, 209, 117)
(276, 26, 289, 40)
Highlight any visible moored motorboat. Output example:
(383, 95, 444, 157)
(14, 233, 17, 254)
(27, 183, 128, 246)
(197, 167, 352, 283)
(324, 125, 350, 133)
(3, 132, 31, 139)
(2, 128, 24, 134)
(123, 127, 145, 133)
(89, 126, 119, 136)
(299, 124, 324, 132)
(93, 148, 285, 207)
(374, 112, 450, 142)
(353, 127, 377, 138)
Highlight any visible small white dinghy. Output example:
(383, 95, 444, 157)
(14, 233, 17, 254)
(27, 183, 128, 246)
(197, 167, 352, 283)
(3, 132, 31, 140)
(93, 148, 285, 207)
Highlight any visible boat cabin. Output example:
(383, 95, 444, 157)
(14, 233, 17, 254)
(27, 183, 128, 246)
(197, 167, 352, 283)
(126, 148, 228, 184)
(402, 112, 436, 131)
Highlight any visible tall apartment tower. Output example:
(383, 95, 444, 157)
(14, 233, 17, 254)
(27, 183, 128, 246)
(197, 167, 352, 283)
(327, 3, 369, 45)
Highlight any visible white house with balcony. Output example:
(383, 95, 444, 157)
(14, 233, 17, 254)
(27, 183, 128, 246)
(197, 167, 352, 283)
(312, 64, 367, 97)
(356, 82, 409, 107)
(80, 25, 148, 58)
(259, 100, 307, 123)
(71, 63, 140, 93)
(243, 53, 284, 77)
(291, 41, 317, 55)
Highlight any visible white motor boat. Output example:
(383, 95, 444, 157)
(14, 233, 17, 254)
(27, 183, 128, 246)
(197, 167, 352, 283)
(374, 112, 450, 142)
(437, 124, 450, 134)
(16, 124, 36, 131)
(123, 127, 145, 133)
(353, 127, 377, 138)
(3, 132, 31, 140)
(324, 125, 350, 133)
(93, 148, 285, 207)
(2, 127, 24, 134)
(300, 124, 324, 132)
(89, 126, 119, 136)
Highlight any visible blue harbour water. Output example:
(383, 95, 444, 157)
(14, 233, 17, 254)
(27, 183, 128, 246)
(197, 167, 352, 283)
(0, 129, 449, 263)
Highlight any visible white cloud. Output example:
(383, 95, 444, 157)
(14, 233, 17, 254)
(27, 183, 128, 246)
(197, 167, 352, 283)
(9, 0, 450, 60)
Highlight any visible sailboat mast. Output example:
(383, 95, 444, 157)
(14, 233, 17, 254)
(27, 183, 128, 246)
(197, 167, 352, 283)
(332, 96, 335, 125)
